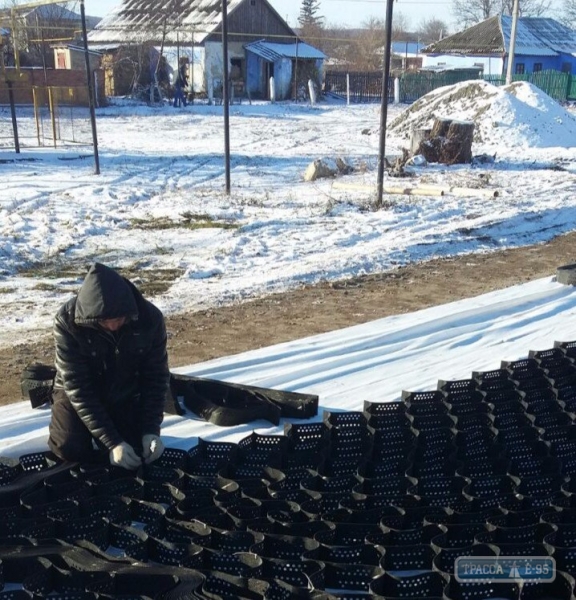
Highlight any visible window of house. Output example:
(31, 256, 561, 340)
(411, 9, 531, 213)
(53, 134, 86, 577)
(533, 63, 543, 72)
(56, 51, 67, 69)
(515, 63, 525, 74)
(562, 62, 572, 73)
(250, 0, 256, 5)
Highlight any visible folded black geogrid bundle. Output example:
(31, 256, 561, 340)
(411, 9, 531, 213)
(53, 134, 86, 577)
(3, 342, 576, 598)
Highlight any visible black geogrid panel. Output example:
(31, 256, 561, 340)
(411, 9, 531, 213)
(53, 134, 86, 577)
(4, 343, 576, 598)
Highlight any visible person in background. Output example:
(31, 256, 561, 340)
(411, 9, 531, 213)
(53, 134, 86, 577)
(173, 61, 189, 107)
(48, 262, 170, 470)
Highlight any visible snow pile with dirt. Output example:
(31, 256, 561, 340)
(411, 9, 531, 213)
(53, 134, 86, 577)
(389, 80, 576, 149)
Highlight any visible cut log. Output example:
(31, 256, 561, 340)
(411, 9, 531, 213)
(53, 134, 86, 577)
(331, 181, 500, 198)
(430, 118, 453, 138)
(410, 128, 432, 155)
(416, 118, 475, 165)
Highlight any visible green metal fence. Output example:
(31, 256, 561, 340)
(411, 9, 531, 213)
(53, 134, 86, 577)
(399, 69, 483, 102)
(485, 70, 572, 102)
(570, 77, 576, 101)
(325, 69, 576, 104)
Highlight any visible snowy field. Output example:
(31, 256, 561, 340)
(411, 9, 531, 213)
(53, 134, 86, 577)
(0, 82, 575, 353)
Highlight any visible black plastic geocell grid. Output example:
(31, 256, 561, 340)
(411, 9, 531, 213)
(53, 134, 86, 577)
(4, 343, 576, 598)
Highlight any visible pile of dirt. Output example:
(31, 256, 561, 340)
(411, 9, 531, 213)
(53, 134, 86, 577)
(389, 80, 576, 149)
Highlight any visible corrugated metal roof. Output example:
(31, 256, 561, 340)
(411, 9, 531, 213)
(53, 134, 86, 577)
(510, 16, 576, 55)
(501, 16, 558, 56)
(391, 41, 423, 56)
(88, 0, 294, 46)
(88, 43, 122, 52)
(423, 15, 576, 58)
(245, 40, 325, 61)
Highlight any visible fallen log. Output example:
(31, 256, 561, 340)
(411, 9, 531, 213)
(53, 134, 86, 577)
(331, 182, 444, 196)
(331, 181, 500, 198)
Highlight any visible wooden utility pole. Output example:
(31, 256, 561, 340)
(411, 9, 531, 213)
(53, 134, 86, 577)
(506, 0, 520, 84)
(376, 0, 394, 208)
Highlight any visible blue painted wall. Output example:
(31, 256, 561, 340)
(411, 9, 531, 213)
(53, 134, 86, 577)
(245, 51, 295, 100)
(274, 57, 292, 99)
(504, 54, 562, 75)
(246, 51, 261, 96)
(558, 52, 576, 75)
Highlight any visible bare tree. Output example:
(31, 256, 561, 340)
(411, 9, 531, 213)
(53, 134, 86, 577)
(418, 17, 450, 42)
(563, 0, 576, 26)
(499, 0, 551, 15)
(352, 16, 385, 71)
(1, 0, 81, 68)
(453, 0, 552, 27)
(105, 0, 185, 101)
(299, 19, 326, 51)
(392, 11, 412, 39)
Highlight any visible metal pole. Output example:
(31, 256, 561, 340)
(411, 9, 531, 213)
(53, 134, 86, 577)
(222, 0, 231, 194)
(506, 0, 520, 84)
(376, 0, 394, 208)
(293, 37, 299, 100)
(48, 86, 57, 147)
(7, 81, 20, 153)
(80, 0, 100, 174)
(33, 87, 41, 145)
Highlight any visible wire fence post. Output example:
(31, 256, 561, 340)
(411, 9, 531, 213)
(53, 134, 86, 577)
(376, 0, 395, 208)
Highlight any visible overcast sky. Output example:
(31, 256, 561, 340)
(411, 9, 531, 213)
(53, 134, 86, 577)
(84, 0, 457, 30)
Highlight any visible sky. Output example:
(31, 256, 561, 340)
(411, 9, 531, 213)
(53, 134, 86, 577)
(81, 0, 493, 30)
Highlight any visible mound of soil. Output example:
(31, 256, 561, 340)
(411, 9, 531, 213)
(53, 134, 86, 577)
(389, 80, 576, 148)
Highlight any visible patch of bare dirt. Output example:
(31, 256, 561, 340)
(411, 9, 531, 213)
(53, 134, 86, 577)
(3, 232, 576, 406)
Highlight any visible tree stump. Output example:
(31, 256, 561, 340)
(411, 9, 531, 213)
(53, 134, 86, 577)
(410, 128, 431, 155)
(416, 118, 475, 165)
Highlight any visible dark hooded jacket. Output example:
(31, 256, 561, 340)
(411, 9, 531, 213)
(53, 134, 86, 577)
(53, 263, 170, 450)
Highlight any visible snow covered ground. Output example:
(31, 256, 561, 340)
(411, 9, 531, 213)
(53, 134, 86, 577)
(1, 82, 576, 352)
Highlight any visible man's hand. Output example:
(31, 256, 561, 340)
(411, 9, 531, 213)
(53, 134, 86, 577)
(142, 434, 164, 464)
(109, 442, 141, 470)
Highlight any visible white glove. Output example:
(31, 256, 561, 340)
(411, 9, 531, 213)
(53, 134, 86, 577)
(109, 442, 141, 470)
(142, 434, 164, 464)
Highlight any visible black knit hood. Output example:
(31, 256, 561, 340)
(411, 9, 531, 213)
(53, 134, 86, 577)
(74, 263, 139, 325)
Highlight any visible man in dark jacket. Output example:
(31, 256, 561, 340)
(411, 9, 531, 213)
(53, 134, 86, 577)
(48, 263, 170, 470)
(173, 62, 188, 108)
